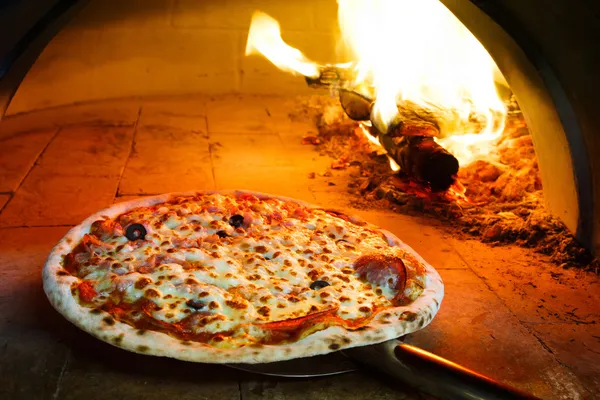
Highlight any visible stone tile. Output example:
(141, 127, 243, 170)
(0, 129, 56, 192)
(0, 331, 70, 400)
(0, 227, 70, 335)
(214, 165, 315, 203)
(139, 102, 207, 129)
(278, 130, 334, 173)
(530, 323, 600, 396)
(206, 95, 276, 134)
(449, 238, 600, 324)
(211, 131, 290, 168)
(0, 194, 10, 210)
(405, 269, 590, 399)
(240, 370, 420, 400)
(2, 100, 141, 136)
(0, 171, 118, 227)
(118, 122, 214, 195)
(56, 339, 240, 400)
(39, 126, 135, 177)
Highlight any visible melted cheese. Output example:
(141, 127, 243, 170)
(68, 194, 423, 346)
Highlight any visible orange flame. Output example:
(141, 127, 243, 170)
(245, 11, 320, 78)
(245, 1, 508, 172)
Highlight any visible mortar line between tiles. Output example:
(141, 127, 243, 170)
(207, 116, 218, 189)
(52, 349, 70, 400)
(17, 127, 61, 188)
(114, 106, 142, 199)
(238, 379, 244, 400)
(0, 224, 74, 229)
(0, 193, 13, 214)
(3, 127, 61, 214)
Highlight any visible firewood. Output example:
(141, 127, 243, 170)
(305, 65, 355, 90)
(370, 126, 459, 191)
(385, 102, 440, 137)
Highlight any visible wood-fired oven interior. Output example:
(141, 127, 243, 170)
(0, 1, 598, 399)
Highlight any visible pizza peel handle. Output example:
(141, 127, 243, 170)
(344, 341, 541, 400)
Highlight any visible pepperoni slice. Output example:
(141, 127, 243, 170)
(77, 281, 97, 304)
(353, 254, 407, 292)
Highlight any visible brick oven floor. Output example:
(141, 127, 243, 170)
(0, 95, 598, 400)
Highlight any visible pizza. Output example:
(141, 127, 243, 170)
(43, 190, 443, 364)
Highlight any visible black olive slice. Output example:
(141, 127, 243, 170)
(229, 214, 244, 228)
(216, 230, 230, 238)
(186, 299, 206, 310)
(310, 280, 330, 290)
(125, 224, 147, 241)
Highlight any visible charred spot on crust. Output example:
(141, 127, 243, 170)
(113, 334, 124, 344)
(90, 309, 102, 315)
(329, 343, 340, 350)
(180, 340, 192, 346)
(56, 270, 70, 276)
(137, 345, 149, 352)
(103, 316, 116, 326)
(342, 337, 351, 344)
(136, 329, 147, 336)
(399, 311, 418, 322)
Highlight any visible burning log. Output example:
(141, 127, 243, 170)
(306, 68, 459, 191)
(376, 131, 459, 192)
(385, 102, 440, 138)
(305, 65, 355, 90)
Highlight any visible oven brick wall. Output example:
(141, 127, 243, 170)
(7, 0, 342, 114)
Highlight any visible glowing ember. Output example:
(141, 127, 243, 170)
(246, 0, 508, 171)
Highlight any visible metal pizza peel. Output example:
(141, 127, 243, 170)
(228, 337, 541, 400)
